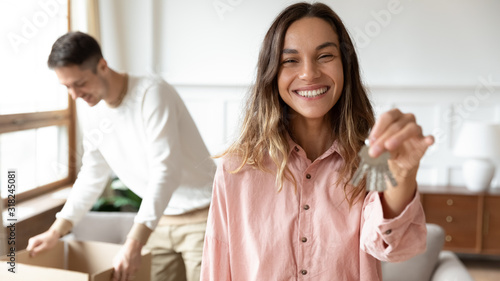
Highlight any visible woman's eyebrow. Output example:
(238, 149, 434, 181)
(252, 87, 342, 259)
(282, 48, 298, 54)
(282, 42, 339, 54)
(316, 42, 338, 50)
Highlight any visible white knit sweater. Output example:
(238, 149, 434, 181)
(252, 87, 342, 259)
(56, 75, 215, 231)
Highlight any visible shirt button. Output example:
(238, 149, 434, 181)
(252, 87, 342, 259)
(303, 204, 310, 210)
(306, 174, 311, 179)
(385, 229, 392, 235)
(300, 269, 308, 275)
(301, 237, 307, 243)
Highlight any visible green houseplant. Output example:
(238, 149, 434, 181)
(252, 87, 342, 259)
(91, 177, 142, 212)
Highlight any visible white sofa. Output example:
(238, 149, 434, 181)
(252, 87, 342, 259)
(68, 212, 474, 281)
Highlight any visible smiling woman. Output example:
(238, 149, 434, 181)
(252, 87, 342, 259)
(201, 2, 434, 280)
(0, 0, 74, 202)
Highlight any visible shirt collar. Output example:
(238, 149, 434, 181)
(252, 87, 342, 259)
(286, 133, 344, 161)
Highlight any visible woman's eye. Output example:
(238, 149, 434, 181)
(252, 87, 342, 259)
(319, 54, 334, 61)
(282, 58, 297, 64)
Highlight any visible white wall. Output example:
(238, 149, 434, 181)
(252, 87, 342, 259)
(98, 0, 500, 187)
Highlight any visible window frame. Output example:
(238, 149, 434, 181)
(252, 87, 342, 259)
(1, 1, 75, 205)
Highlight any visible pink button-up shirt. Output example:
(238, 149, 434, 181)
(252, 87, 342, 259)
(201, 140, 426, 281)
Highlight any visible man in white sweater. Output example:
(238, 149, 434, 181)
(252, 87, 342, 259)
(26, 31, 215, 281)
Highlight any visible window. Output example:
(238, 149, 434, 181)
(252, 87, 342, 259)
(0, 0, 75, 202)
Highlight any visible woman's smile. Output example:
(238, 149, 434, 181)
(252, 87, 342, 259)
(293, 86, 330, 99)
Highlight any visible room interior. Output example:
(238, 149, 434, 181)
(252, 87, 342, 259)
(1, 0, 500, 280)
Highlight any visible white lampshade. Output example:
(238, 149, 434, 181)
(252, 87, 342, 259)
(454, 122, 500, 158)
(454, 122, 500, 192)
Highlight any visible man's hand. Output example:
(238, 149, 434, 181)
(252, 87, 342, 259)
(112, 238, 143, 281)
(26, 229, 61, 257)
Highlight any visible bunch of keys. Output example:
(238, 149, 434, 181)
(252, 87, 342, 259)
(350, 140, 397, 192)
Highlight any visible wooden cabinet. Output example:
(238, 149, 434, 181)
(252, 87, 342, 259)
(482, 196, 500, 254)
(420, 186, 500, 255)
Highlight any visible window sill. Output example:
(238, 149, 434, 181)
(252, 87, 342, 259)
(2, 186, 71, 225)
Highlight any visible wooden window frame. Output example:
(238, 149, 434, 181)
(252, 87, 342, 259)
(1, 1, 75, 206)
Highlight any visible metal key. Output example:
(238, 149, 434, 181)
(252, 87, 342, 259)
(350, 141, 397, 192)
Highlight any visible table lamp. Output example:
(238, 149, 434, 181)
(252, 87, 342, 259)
(453, 122, 500, 192)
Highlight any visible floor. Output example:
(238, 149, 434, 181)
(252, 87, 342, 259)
(461, 257, 500, 281)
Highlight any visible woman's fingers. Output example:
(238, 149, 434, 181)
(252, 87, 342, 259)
(369, 108, 405, 143)
(368, 110, 429, 158)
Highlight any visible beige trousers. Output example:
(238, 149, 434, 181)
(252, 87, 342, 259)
(144, 222, 207, 281)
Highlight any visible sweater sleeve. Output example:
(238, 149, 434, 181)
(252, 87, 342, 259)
(201, 163, 231, 281)
(131, 81, 184, 233)
(55, 141, 112, 228)
(360, 190, 427, 262)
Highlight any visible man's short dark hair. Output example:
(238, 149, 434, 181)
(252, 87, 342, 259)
(47, 31, 103, 72)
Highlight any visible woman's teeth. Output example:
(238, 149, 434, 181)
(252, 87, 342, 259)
(296, 87, 327, 98)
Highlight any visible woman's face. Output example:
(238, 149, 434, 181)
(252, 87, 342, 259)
(277, 17, 344, 122)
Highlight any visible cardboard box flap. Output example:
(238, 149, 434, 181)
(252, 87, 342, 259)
(0, 240, 151, 281)
(15, 241, 66, 269)
(67, 240, 151, 280)
(67, 240, 121, 274)
(93, 268, 114, 281)
(87, 245, 152, 281)
(0, 263, 88, 281)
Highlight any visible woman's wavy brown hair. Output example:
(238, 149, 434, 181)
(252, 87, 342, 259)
(219, 2, 375, 206)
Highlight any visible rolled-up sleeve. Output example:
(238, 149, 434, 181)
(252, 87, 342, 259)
(360, 191, 427, 262)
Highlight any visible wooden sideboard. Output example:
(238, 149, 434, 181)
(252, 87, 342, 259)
(419, 185, 500, 255)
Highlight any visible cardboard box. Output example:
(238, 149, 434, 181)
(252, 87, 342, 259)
(1, 240, 151, 281)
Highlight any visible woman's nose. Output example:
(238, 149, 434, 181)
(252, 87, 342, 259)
(298, 60, 320, 81)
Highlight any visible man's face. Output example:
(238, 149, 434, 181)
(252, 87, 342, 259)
(55, 63, 108, 107)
